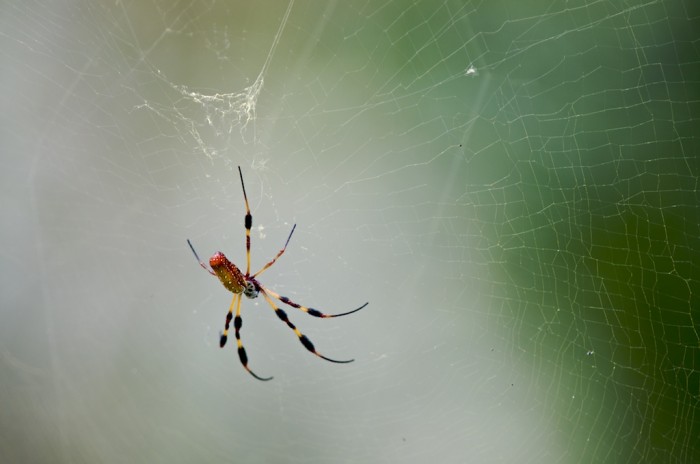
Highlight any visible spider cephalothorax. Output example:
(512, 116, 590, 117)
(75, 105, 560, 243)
(243, 280, 259, 299)
(187, 166, 368, 381)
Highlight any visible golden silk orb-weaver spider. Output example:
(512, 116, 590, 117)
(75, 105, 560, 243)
(187, 167, 368, 381)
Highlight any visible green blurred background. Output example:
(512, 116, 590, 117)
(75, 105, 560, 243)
(1, 1, 698, 462)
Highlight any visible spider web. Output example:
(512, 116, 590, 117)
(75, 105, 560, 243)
(1, 0, 699, 463)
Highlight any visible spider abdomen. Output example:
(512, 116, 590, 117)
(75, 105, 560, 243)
(209, 252, 247, 294)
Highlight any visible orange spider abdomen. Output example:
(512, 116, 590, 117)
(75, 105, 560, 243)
(209, 252, 247, 294)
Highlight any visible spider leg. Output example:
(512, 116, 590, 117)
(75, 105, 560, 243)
(252, 224, 296, 278)
(220, 293, 272, 381)
(262, 286, 368, 318)
(261, 290, 354, 363)
(238, 166, 253, 277)
(187, 239, 215, 276)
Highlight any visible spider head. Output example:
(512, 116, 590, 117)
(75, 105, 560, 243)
(243, 280, 259, 299)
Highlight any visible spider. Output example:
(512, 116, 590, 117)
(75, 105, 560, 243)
(187, 167, 368, 381)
